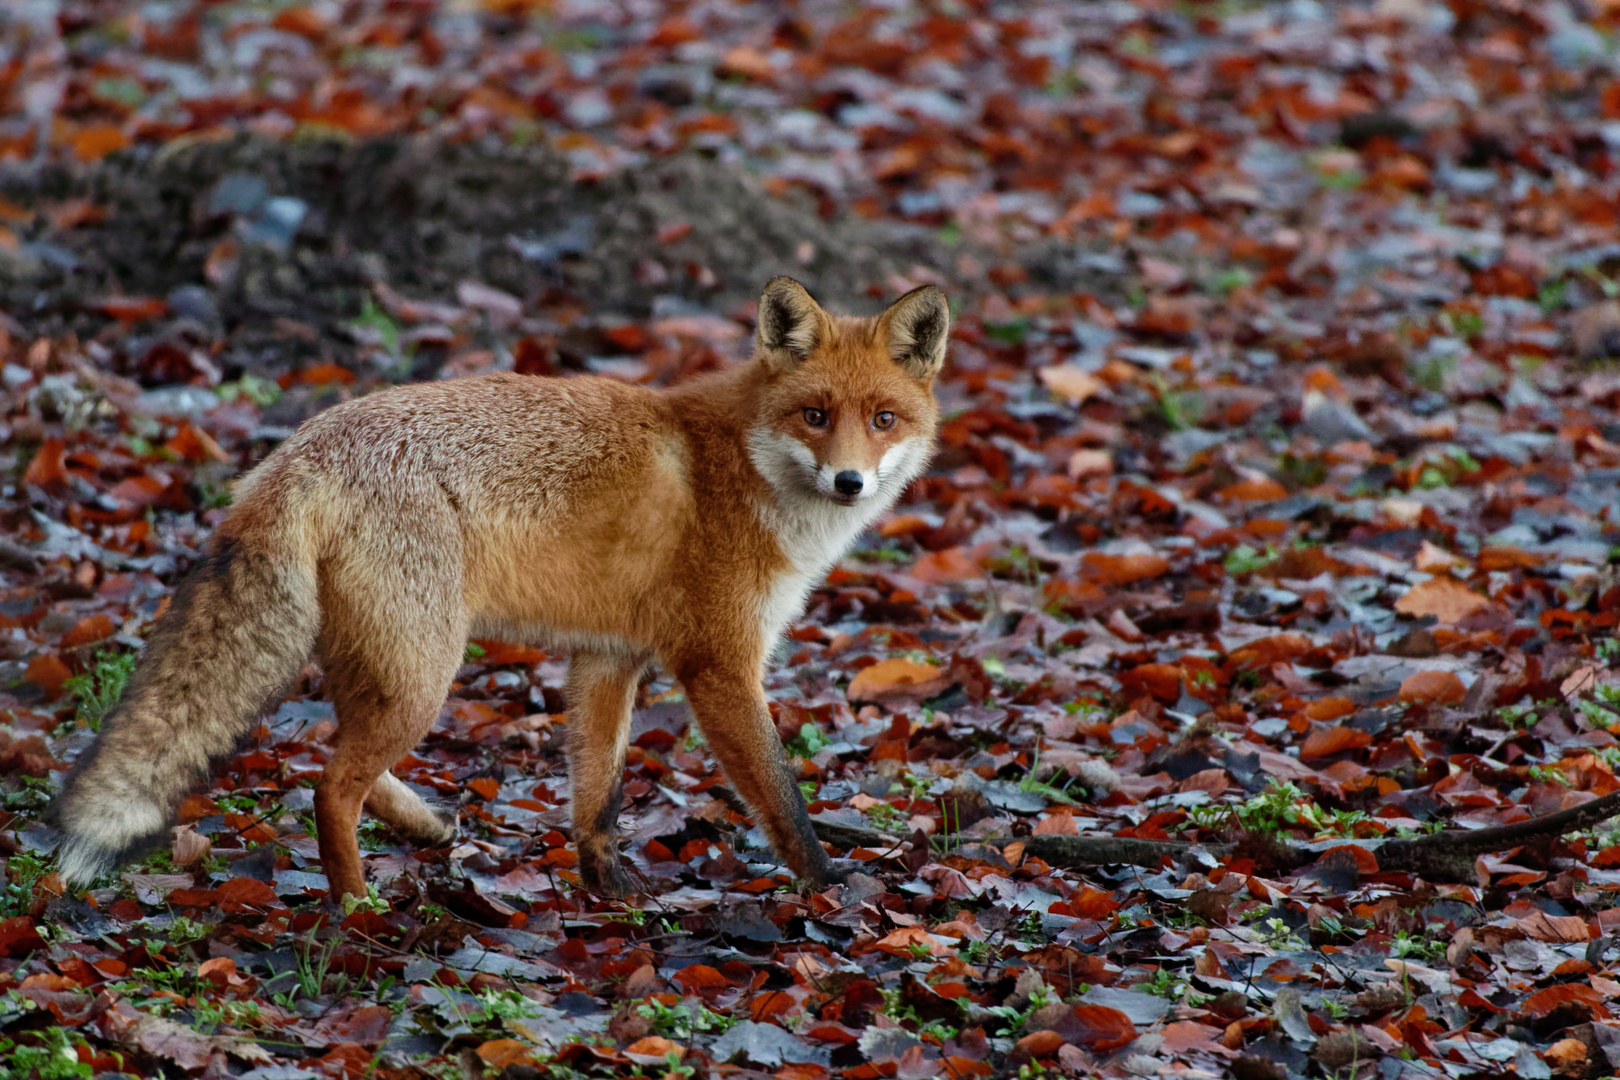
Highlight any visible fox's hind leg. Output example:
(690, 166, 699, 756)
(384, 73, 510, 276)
(313, 567, 465, 901)
(366, 771, 455, 845)
(315, 660, 459, 901)
(567, 649, 649, 898)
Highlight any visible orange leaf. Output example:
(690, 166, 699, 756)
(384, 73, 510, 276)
(467, 777, 500, 801)
(197, 957, 238, 985)
(1394, 578, 1489, 625)
(846, 658, 950, 703)
(875, 925, 949, 957)
(177, 794, 220, 823)
(1516, 911, 1591, 943)
(25, 654, 72, 698)
(1228, 634, 1313, 669)
(1299, 725, 1372, 760)
(673, 964, 729, 993)
(68, 125, 130, 162)
(717, 45, 775, 81)
(624, 1036, 684, 1064)
(475, 1040, 535, 1068)
(1303, 697, 1356, 722)
(1080, 552, 1169, 585)
(878, 514, 931, 539)
(165, 423, 229, 464)
(93, 296, 167, 322)
(1399, 670, 1467, 706)
(1038, 364, 1105, 403)
(469, 640, 546, 667)
(216, 877, 276, 907)
(1071, 1004, 1137, 1051)
(1065, 888, 1120, 919)
(298, 362, 356, 386)
(1217, 477, 1287, 502)
(909, 546, 983, 583)
(1016, 1030, 1065, 1058)
(24, 438, 67, 489)
(1119, 663, 1181, 705)
(1478, 545, 1544, 571)
(1522, 983, 1607, 1019)
(271, 6, 328, 39)
(60, 614, 116, 650)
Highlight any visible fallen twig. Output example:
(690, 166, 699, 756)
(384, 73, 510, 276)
(811, 788, 1620, 882)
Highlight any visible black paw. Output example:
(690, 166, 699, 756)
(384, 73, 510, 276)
(579, 851, 639, 899)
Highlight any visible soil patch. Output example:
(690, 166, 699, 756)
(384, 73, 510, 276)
(0, 134, 950, 377)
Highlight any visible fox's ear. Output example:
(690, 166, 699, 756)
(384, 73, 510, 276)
(880, 284, 950, 379)
(757, 277, 825, 365)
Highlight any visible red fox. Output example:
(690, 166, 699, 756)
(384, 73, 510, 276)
(52, 277, 948, 900)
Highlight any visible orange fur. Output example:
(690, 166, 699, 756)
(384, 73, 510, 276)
(52, 278, 948, 899)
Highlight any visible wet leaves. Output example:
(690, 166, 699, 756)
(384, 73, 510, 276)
(3, 0, 1620, 1077)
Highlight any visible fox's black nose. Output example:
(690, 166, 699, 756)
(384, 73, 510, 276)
(834, 471, 864, 497)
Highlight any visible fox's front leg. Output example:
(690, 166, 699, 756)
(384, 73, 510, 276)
(567, 650, 648, 898)
(681, 667, 837, 890)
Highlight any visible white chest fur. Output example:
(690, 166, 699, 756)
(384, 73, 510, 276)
(748, 431, 933, 646)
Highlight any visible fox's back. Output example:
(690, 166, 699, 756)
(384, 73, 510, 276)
(255, 373, 666, 511)
(231, 373, 706, 638)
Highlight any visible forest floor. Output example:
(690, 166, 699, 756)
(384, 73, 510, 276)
(2, 1, 1620, 1078)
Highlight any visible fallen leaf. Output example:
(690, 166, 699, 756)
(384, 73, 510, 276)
(1399, 670, 1467, 705)
(1039, 364, 1105, 403)
(1394, 578, 1490, 624)
(847, 658, 950, 703)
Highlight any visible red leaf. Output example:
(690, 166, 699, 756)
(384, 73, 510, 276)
(1399, 670, 1467, 705)
(0, 917, 46, 958)
(1080, 552, 1170, 585)
(216, 878, 276, 908)
(1069, 1004, 1136, 1051)
(673, 964, 729, 993)
(1521, 984, 1608, 1019)
(93, 296, 168, 321)
(1120, 663, 1181, 705)
(25, 654, 72, 698)
(23, 438, 67, 489)
(60, 614, 116, 650)
(468, 777, 500, 801)
(1298, 726, 1372, 760)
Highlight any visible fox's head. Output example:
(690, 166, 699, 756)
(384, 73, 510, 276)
(748, 277, 948, 510)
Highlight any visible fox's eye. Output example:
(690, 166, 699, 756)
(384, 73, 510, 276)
(803, 407, 828, 428)
(873, 411, 896, 430)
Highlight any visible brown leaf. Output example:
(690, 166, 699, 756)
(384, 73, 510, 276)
(1015, 1030, 1065, 1058)
(1080, 552, 1169, 585)
(171, 824, 212, 868)
(909, 547, 984, 583)
(23, 438, 68, 489)
(1039, 364, 1105, 403)
(1394, 578, 1489, 625)
(1521, 984, 1608, 1019)
(1067, 1004, 1136, 1052)
(103, 998, 272, 1069)
(215, 877, 277, 909)
(673, 964, 730, 993)
(24, 654, 72, 698)
(60, 614, 116, 649)
(1516, 911, 1591, 944)
(1119, 663, 1181, 705)
(476, 1039, 536, 1068)
(1228, 634, 1312, 669)
(1299, 725, 1372, 760)
(1398, 670, 1467, 706)
(847, 658, 950, 703)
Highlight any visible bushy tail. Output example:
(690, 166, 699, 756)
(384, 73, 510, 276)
(54, 534, 319, 886)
